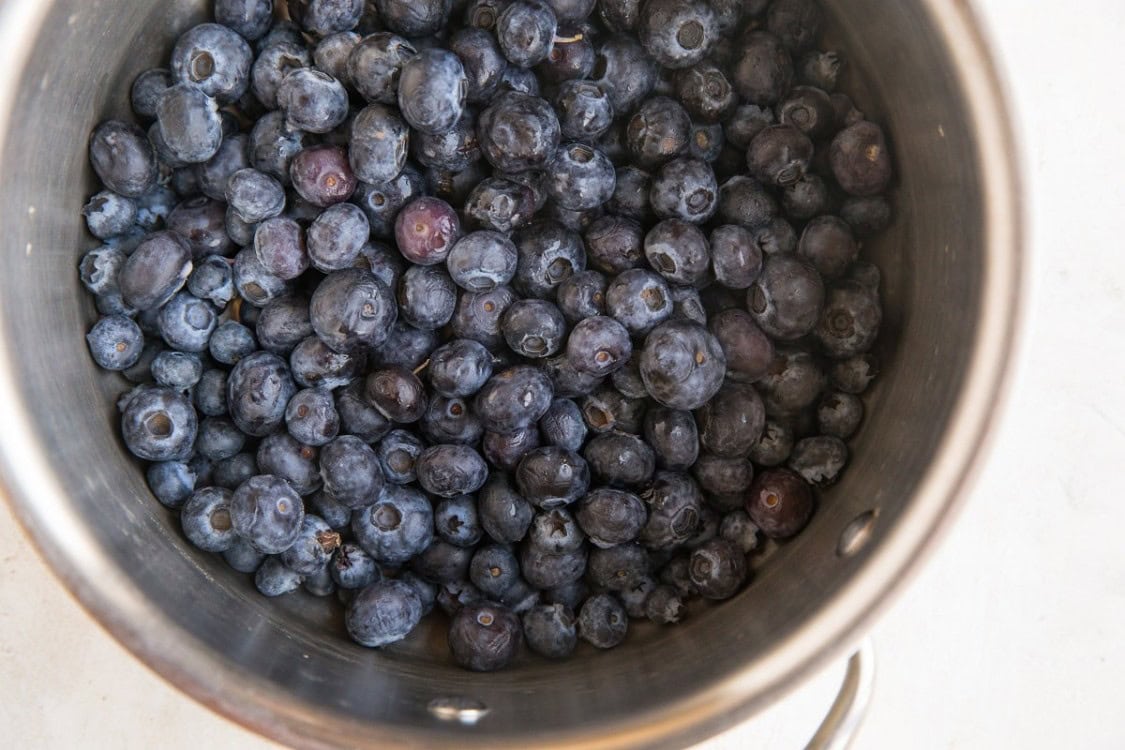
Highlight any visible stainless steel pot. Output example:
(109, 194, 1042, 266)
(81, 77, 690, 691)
(0, 1, 1022, 747)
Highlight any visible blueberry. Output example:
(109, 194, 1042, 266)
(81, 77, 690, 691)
(639, 584, 682, 624)
(787, 435, 847, 486)
(131, 68, 174, 120)
(412, 112, 482, 173)
(829, 120, 893, 196)
(591, 36, 656, 114)
(352, 484, 435, 563)
(625, 96, 689, 168)
(448, 602, 521, 671)
(290, 144, 358, 207)
(221, 538, 266, 575)
(438, 580, 486, 615)
(515, 446, 589, 508)
(559, 318, 630, 384)
(412, 539, 474, 584)
(170, 23, 253, 104)
(193, 369, 229, 417)
(817, 391, 863, 439)
(230, 474, 306, 554)
(580, 384, 646, 434)
(443, 28, 504, 104)
(757, 346, 826, 416)
(308, 489, 352, 530)
(687, 123, 725, 164)
(330, 542, 381, 588)
(497, 299, 564, 359)
(538, 30, 594, 83)
(249, 110, 307, 183)
(639, 471, 702, 550)
(687, 538, 746, 600)
(207, 320, 256, 366)
(430, 494, 482, 547)
(227, 351, 297, 436)
(360, 242, 408, 289)
(584, 432, 654, 489)
(706, 309, 773, 384)
(703, 226, 760, 292)
(392, 265, 455, 332)
(464, 178, 537, 233)
(82, 191, 138, 241)
(351, 167, 424, 238)
(307, 268, 396, 353)
(422, 339, 493, 400)
(373, 0, 450, 35)
(545, 202, 604, 234)
(531, 399, 582, 453)
(155, 84, 223, 164)
(168, 197, 234, 259)
(347, 32, 415, 103)
(815, 280, 882, 359)
(778, 85, 834, 140)
(553, 271, 606, 325)
(303, 565, 337, 597)
(86, 315, 144, 371)
(479, 473, 535, 543)
(302, 205, 366, 273)
(496, 1, 557, 67)
(797, 49, 842, 91)
(313, 31, 361, 83)
(643, 407, 699, 471)
(639, 0, 717, 69)
(694, 381, 766, 459)
(523, 603, 577, 659)
(257, 432, 322, 495)
(542, 353, 604, 398)
(157, 290, 220, 355)
(597, 0, 639, 31)
(184, 255, 234, 309)
(78, 245, 128, 298)
(387, 199, 460, 269)
(840, 195, 892, 237)
(748, 253, 825, 340)
(343, 105, 409, 185)
(578, 592, 626, 648)
(277, 514, 340, 575)
(151, 351, 204, 392)
(747, 467, 813, 538)
(289, 334, 366, 389)
(829, 353, 878, 395)
(640, 222, 710, 293)
(520, 543, 587, 589)
(253, 556, 305, 596)
(288, 0, 365, 35)
(767, 0, 823, 53)
(542, 580, 588, 612)
(733, 31, 793, 106)
(415, 444, 489, 498)
(396, 49, 467, 135)
(604, 269, 673, 337)
(693, 454, 753, 497)
(467, 544, 519, 599)
(716, 176, 777, 230)
(790, 217, 853, 281)
(360, 366, 424, 424)
(754, 216, 799, 256)
(221, 169, 283, 227)
(146, 461, 197, 509)
(552, 80, 612, 143)
(523, 508, 582, 555)
(120, 386, 198, 462)
(346, 579, 423, 647)
(368, 430, 419, 486)
(212, 452, 259, 490)
(478, 92, 561, 173)
(89, 120, 158, 198)
(117, 231, 193, 311)
(541, 144, 614, 214)
(582, 218, 642, 278)
(320, 435, 385, 508)
(588, 542, 649, 591)
(576, 488, 647, 548)
(675, 61, 735, 122)
(747, 124, 813, 187)
(328, 385, 387, 447)
(196, 416, 246, 462)
(370, 321, 438, 370)
(425, 161, 490, 207)
(639, 319, 725, 410)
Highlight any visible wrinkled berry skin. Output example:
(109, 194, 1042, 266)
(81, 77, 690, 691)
(747, 467, 814, 539)
(309, 268, 397, 353)
(230, 474, 306, 554)
(478, 92, 561, 173)
(227, 351, 298, 437)
(448, 602, 522, 671)
(733, 31, 793, 106)
(346, 579, 424, 648)
(398, 49, 467, 135)
(377, 0, 452, 37)
(89, 121, 159, 198)
(639, 320, 726, 410)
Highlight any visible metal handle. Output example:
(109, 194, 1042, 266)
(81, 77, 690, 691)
(804, 639, 876, 750)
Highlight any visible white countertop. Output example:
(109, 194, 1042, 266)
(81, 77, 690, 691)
(4, 0, 1124, 747)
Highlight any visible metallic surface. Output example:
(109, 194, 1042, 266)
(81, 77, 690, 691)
(0, 1, 1023, 748)
(806, 641, 875, 750)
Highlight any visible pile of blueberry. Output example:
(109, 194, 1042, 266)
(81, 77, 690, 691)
(79, 0, 890, 671)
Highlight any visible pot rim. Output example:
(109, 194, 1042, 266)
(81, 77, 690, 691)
(0, 0, 1026, 747)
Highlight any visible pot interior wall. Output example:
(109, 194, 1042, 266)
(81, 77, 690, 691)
(0, 0, 981, 745)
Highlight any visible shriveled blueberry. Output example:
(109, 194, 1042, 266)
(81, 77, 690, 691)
(397, 264, 457, 330)
(346, 579, 423, 647)
(417, 444, 489, 497)
(675, 61, 735, 122)
(748, 253, 825, 340)
(351, 484, 434, 563)
(89, 120, 158, 198)
(227, 351, 297, 436)
(290, 144, 357, 207)
(478, 92, 561, 173)
(449, 602, 522, 671)
(348, 32, 416, 103)
(330, 542, 380, 589)
(817, 391, 863, 439)
(309, 268, 397, 353)
(320, 435, 385, 508)
(578, 592, 627, 648)
(830, 353, 879, 395)
(788, 435, 848, 486)
(709, 224, 762, 289)
(464, 178, 537, 233)
(747, 467, 814, 538)
(516, 446, 589, 508)
(537, 398, 585, 452)
(187, 255, 235, 308)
